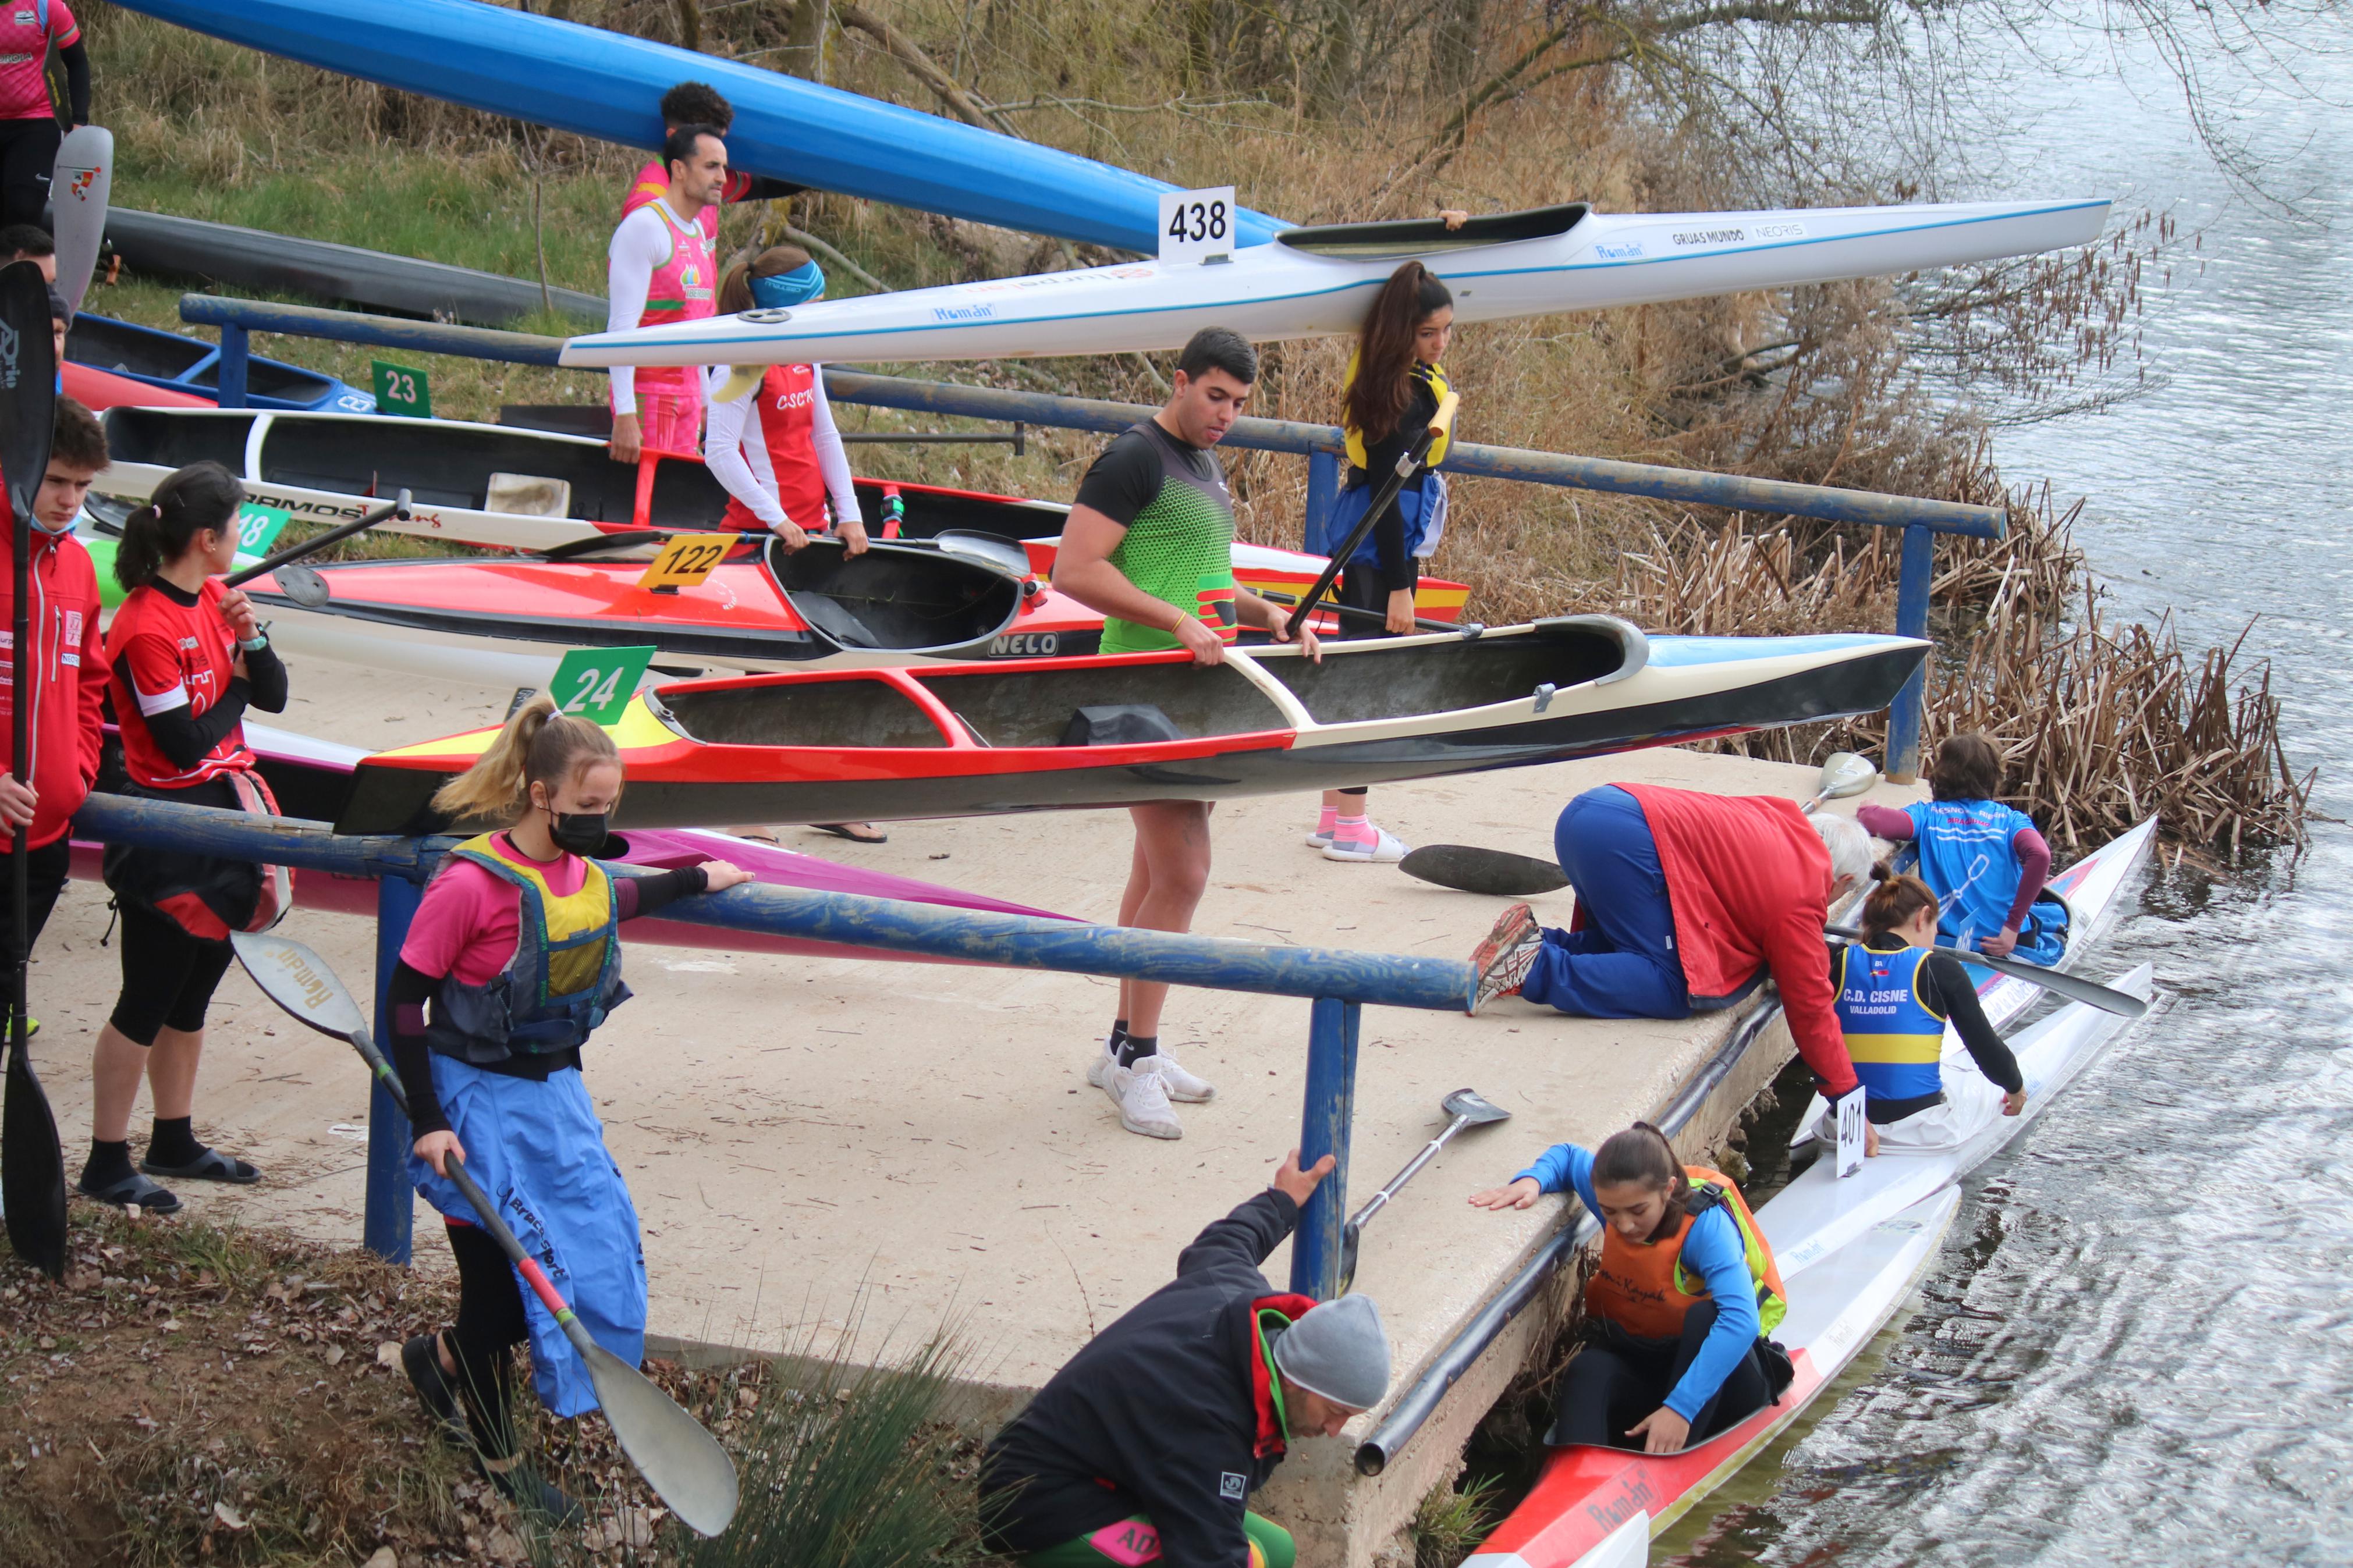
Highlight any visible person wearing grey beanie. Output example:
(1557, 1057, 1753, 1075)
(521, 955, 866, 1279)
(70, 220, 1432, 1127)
(982, 1149, 1390, 1568)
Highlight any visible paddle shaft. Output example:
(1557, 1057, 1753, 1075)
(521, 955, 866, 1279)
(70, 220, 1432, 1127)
(1349, 1110, 1474, 1232)
(1257, 587, 1477, 637)
(1284, 415, 1450, 642)
(224, 492, 413, 589)
(1824, 923, 2148, 1017)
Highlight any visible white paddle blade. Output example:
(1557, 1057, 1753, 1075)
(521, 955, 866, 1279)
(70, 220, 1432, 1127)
(583, 1338, 740, 1536)
(1818, 751, 1879, 800)
(230, 931, 369, 1042)
(49, 124, 112, 316)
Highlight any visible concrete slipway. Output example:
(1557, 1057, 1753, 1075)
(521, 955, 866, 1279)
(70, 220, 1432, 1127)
(23, 657, 1919, 1565)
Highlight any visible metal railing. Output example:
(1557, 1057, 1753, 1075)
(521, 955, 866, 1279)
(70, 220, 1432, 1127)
(176, 294, 2007, 777)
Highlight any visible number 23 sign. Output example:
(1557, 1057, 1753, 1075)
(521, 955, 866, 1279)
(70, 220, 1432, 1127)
(1157, 186, 1235, 265)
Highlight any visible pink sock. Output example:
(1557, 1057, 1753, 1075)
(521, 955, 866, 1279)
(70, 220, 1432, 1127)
(1336, 814, 1371, 842)
(1315, 805, 1340, 835)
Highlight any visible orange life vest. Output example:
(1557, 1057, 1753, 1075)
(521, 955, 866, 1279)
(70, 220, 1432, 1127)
(1584, 1165, 1787, 1339)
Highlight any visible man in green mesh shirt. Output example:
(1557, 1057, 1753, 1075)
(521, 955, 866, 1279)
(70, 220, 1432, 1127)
(1052, 327, 1320, 1142)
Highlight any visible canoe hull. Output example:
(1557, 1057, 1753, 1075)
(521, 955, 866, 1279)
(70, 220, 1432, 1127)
(333, 624, 1929, 835)
(563, 199, 2113, 369)
(68, 311, 375, 413)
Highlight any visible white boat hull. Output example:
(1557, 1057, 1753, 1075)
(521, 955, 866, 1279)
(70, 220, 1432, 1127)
(562, 199, 2111, 369)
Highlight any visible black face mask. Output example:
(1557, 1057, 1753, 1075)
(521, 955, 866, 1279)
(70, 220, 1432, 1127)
(548, 809, 609, 856)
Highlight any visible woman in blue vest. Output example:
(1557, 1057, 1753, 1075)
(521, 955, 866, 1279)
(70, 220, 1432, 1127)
(385, 696, 748, 1519)
(1303, 256, 1457, 863)
(1857, 732, 2067, 963)
(1819, 865, 2027, 1151)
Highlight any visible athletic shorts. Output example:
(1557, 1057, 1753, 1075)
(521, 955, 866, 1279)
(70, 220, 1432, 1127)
(0, 834, 72, 957)
(633, 389, 704, 458)
(0, 116, 62, 230)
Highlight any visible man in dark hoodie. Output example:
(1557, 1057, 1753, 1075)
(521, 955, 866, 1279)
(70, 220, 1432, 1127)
(981, 1150, 1392, 1568)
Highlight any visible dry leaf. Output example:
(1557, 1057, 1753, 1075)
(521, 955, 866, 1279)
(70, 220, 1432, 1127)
(212, 1501, 250, 1532)
(375, 1342, 402, 1370)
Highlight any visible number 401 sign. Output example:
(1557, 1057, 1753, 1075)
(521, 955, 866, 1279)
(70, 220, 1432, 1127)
(544, 645, 656, 727)
(1157, 186, 1235, 265)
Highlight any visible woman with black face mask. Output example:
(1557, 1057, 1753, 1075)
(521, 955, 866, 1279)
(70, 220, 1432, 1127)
(384, 695, 748, 1520)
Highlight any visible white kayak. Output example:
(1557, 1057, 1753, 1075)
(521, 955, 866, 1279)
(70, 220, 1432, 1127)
(560, 198, 2111, 371)
(1787, 815, 2160, 1145)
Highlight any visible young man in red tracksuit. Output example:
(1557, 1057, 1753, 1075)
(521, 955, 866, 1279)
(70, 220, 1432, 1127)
(0, 399, 111, 984)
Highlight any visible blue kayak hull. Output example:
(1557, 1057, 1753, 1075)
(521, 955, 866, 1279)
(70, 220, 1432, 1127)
(67, 312, 375, 414)
(107, 0, 1286, 254)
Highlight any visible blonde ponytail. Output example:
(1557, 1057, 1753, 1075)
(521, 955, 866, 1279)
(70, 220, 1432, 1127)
(430, 696, 620, 826)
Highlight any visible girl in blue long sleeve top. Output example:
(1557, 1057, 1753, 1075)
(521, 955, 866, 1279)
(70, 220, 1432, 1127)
(1472, 1122, 1787, 1453)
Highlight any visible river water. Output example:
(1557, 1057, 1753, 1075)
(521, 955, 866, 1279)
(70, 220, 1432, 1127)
(1653, 24, 2353, 1568)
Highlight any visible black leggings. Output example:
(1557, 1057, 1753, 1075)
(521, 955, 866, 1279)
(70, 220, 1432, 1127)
(1548, 1299, 1772, 1449)
(445, 1219, 531, 1457)
(107, 899, 235, 1046)
(0, 116, 61, 230)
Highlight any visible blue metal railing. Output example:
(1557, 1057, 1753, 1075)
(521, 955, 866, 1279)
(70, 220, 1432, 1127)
(176, 294, 2003, 777)
(77, 792, 1471, 1297)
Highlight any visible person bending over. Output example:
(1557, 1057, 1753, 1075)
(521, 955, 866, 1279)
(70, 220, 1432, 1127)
(981, 1149, 1387, 1568)
(1471, 1122, 1787, 1454)
(1857, 731, 2065, 964)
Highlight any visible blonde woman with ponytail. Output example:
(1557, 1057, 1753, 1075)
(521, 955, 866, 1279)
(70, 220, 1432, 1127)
(385, 696, 748, 1521)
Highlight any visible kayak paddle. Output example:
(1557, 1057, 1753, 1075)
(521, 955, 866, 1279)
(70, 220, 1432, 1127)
(1, 259, 68, 1279)
(229, 930, 741, 1536)
(1256, 586, 1485, 639)
(224, 490, 414, 609)
(1339, 1089, 1510, 1294)
(1283, 389, 1461, 642)
(1823, 923, 2149, 1018)
(1802, 751, 1878, 813)
(49, 124, 114, 318)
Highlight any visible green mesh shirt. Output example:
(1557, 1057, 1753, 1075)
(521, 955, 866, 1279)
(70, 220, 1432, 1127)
(1073, 420, 1239, 655)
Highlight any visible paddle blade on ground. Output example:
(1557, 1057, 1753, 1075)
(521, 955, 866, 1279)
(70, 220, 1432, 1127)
(584, 1336, 740, 1537)
(3, 1037, 66, 1278)
(1399, 844, 1568, 897)
(1441, 1087, 1513, 1126)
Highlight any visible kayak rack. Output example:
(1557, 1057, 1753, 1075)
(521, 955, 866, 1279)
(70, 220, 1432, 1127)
(76, 791, 1472, 1308)
(179, 294, 2007, 778)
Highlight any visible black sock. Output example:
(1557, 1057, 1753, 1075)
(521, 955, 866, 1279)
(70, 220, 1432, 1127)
(147, 1116, 208, 1168)
(1108, 1018, 1128, 1054)
(1117, 1033, 1158, 1068)
(83, 1139, 135, 1187)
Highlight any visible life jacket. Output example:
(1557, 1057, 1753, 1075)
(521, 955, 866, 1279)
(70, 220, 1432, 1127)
(631, 200, 717, 399)
(1585, 1165, 1787, 1340)
(424, 834, 631, 1064)
(1340, 357, 1453, 472)
(718, 363, 831, 532)
(1836, 942, 1949, 1105)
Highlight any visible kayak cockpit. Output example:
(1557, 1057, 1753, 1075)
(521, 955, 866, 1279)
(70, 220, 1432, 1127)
(1276, 203, 1591, 261)
(100, 406, 260, 472)
(767, 536, 1025, 656)
(1254, 615, 1644, 723)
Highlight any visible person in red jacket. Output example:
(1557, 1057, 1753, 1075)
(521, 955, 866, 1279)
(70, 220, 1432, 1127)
(0, 399, 109, 1000)
(1467, 784, 1876, 1122)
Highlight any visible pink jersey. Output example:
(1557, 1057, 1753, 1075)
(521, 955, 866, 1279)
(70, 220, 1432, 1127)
(402, 834, 588, 987)
(633, 200, 716, 399)
(622, 158, 723, 241)
(0, 0, 76, 121)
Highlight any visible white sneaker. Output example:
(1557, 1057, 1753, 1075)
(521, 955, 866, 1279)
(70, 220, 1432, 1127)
(1148, 1045, 1217, 1103)
(1094, 1056, 1183, 1139)
(1323, 825, 1409, 863)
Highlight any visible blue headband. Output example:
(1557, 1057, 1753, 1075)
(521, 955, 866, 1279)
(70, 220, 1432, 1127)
(748, 261, 826, 310)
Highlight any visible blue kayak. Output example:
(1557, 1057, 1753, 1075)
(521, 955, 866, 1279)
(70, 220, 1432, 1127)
(107, 0, 1287, 254)
(67, 312, 375, 414)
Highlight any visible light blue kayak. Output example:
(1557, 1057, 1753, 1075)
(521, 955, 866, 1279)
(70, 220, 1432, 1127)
(106, 0, 1287, 253)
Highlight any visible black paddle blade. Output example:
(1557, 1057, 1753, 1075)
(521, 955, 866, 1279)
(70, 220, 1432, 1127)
(1399, 844, 1569, 897)
(3, 1034, 68, 1279)
(0, 259, 59, 521)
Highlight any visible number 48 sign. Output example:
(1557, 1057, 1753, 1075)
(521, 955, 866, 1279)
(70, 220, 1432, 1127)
(545, 645, 657, 727)
(1157, 186, 1235, 265)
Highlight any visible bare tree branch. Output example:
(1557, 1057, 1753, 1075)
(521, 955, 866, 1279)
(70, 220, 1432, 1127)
(834, 2, 1024, 137)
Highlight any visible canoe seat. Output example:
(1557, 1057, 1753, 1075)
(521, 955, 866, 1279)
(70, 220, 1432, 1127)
(487, 472, 572, 517)
(1060, 705, 1186, 746)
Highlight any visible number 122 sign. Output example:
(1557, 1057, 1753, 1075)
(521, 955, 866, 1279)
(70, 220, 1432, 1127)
(1157, 186, 1236, 265)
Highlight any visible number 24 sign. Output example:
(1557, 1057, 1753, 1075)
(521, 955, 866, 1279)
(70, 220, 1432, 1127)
(544, 645, 656, 727)
(1157, 186, 1235, 265)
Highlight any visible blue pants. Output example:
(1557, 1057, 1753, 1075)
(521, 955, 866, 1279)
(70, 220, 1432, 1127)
(1518, 788, 1694, 1019)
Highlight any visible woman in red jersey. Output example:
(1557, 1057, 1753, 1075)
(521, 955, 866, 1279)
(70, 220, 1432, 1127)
(81, 462, 287, 1213)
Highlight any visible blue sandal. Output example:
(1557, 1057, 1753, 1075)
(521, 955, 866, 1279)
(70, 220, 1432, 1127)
(140, 1147, 261, 1185)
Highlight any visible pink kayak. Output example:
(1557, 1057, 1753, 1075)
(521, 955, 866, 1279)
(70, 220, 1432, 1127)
(69, 721, 1068, 963)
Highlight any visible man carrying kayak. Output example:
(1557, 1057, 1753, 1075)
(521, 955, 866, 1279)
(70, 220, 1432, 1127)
(1467, 785, 1879, 1149)
(605, 124, 727, 465)
(980, 1149, 1387, 1568)
(619, 81, 800, 236)
(1050, 326, 1319, 1140)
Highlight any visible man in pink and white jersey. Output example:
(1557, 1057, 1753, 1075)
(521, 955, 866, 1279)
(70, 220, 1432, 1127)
(1, 0, 90, 229)
(605, 124, 726, 464)
(617, 80, 798, 241)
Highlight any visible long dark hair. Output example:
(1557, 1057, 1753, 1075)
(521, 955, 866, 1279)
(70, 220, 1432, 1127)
(1591, 1121, 1690, 1235)
(1344, 261, 1453, 445)
(116, 461, 244, 593)
(1929, 732, 2003, 802)
(1860, 861, 1940, 943)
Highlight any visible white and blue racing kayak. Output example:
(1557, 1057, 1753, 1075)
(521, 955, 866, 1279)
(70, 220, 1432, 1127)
(562, 198, 2111, 371)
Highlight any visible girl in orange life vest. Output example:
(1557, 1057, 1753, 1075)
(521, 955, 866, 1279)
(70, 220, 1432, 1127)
(83, 462, 286, 1214)
(703, 246, 868, 554)
(1303, 258, 1458, 864)
(1471, 1122, 1787, 1453)
(389, 698, 749, 1519)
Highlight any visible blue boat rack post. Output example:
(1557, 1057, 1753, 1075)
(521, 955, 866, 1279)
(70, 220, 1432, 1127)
(182, 296, 2000, 774)
(76, 791, 1472, 1295)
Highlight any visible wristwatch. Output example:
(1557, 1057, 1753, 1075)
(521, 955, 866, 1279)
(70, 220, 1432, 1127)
(239, 633, 270, 653)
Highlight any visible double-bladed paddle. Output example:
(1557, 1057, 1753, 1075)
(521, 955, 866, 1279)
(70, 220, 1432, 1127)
(1283, 390, 1461, 642)
(223, 490, 414, 609)
(1339, 1088, 1510, 1294)
(1256, 586, 1484, 639)
(1, 258, 68, 1279)
(229, 930, 740, 1537)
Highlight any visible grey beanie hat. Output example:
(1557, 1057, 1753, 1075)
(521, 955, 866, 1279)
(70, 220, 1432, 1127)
(1270, 1293, 1391, 1411)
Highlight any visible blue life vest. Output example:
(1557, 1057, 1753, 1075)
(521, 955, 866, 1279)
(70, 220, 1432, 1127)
(1836, 943, 1947, 1104)
(424, 834, 632, 1065)
(1905, 798, 2043, 948)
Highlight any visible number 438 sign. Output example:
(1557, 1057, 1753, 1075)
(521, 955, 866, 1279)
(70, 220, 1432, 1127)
(1157, 186, 1235, 265)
